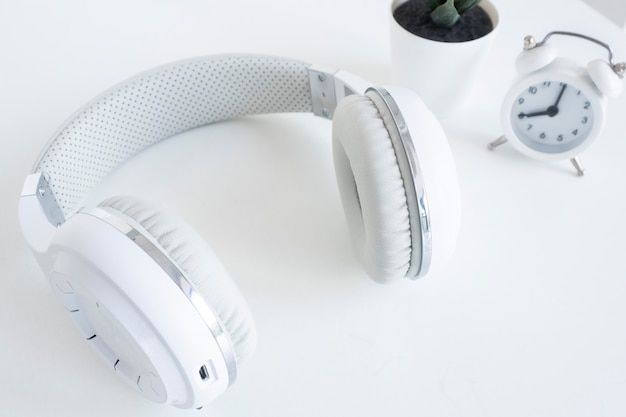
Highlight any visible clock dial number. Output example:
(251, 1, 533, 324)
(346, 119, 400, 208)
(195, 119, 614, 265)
(510, 80, 594, 153)
(518, 84, 567, 119)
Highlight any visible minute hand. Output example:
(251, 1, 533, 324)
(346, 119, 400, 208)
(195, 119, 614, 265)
(553, 84, 568, 107)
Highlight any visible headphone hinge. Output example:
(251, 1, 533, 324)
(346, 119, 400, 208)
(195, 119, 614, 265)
(307, 67, 339, 120)
(26, 172, 65, 227)
(19, 172, 65, 254)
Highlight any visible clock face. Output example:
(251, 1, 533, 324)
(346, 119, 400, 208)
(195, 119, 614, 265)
(509, 80, 595, 154)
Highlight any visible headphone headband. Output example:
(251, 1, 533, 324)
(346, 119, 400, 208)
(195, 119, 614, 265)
(33, 55, 324, 218)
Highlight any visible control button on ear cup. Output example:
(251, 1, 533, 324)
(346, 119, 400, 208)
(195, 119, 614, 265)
(332, 95, 413, 283)
(98, 196, 257, 364)
(515, 43, 557, 74)
(588, 59, 623, 98)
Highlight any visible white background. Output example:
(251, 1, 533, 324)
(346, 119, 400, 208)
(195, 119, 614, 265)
(583, 0, 626, 28)
(2, 0, 626, 416)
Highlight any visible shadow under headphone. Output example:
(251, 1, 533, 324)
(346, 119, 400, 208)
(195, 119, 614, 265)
(18, 54, 461, 409)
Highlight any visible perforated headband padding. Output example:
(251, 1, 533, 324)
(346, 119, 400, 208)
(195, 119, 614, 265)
(34, 55, 314, 217)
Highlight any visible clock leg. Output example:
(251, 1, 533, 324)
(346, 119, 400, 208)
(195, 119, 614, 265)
(488, 135, 508, 151)
(570, 157, 586, 176)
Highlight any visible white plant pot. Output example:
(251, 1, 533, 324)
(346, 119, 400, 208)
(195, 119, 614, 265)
(390, 0, 499, 119)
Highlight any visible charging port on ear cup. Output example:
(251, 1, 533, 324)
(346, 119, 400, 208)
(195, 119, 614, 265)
(198, 361, 217, 383)
(199, 365, 210, 381)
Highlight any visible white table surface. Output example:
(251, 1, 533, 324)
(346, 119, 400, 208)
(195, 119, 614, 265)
(2, 0, 626, 416)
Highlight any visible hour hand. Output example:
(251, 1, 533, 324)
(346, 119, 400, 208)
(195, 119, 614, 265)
(518, 105, 559, 119)
(518, 109, 551, 118)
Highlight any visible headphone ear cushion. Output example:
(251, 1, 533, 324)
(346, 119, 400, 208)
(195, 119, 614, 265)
(332, 95, 412, 283)
(588, 59, 623, 98)
(98, 196, 257, 364)
(515, 43, 557, 74)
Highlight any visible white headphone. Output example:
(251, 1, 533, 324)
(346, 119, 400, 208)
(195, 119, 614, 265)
(18, 54, 461, 409)
(515, 30, 625, 98)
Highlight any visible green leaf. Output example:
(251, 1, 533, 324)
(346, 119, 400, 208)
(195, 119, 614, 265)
(454, 0, 480, 15)
(424, 0, 441, 10)
(430, 0, 460, 27)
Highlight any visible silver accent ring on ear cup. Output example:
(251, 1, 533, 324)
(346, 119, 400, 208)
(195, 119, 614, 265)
(85, 207, 238, 387)
(366, 88, 432, 279)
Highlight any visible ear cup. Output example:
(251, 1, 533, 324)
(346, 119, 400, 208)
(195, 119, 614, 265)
(332, 88, 461, 283)
(515, 43, 557, 74)
(379, 86, 461, 277)
(588, 59, 623, 98)
(332, 95, 413, 283)
(98, 196, 257, 364)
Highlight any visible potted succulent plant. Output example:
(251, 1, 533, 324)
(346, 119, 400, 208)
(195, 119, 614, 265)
(390, 0, 499, 119)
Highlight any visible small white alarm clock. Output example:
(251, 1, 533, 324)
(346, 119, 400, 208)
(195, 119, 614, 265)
(489, 31, 625, 175)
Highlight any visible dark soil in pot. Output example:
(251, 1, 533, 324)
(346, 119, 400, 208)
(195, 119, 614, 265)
(393, 0, 493, 42)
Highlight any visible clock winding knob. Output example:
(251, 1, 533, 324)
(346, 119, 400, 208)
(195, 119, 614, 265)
(613, 62, 625, 78)
(523, 35, 537, 50)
